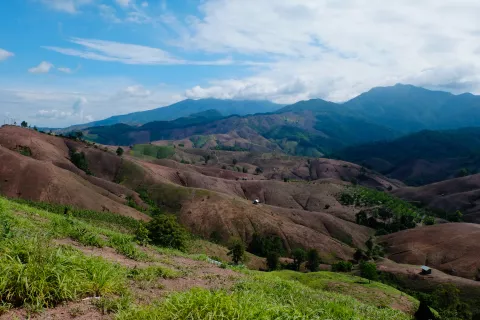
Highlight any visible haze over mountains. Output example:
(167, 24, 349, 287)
(68, 84, 480, 162)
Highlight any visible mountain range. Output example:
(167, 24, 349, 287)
(59, 99, 284, 132)
(69, 84, 480, 160)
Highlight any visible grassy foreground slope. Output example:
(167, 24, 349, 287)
(0, 196, 413, 319)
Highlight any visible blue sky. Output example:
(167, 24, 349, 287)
(1, 0, 480, 127)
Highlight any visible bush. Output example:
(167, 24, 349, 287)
(423, 216, 435, 226)
(292, 248, 307, 271)
(248, 233, 285, 257)
(69, 149, 92, 175)
(242, 167, 248, 173)
(360, 261, 378, 283)
(146, 215, 189, 251)
(332, 261, 353, 272)
(227, 238, 246, 265)
(266, 252, 280, 271)
(306, 249, 320, 272)
(134, 222, 150, 246)
(116, 147, 124, 156)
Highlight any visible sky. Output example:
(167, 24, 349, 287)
(2, 1, 480, 127)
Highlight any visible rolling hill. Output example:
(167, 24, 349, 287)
(336, 127, 480, 185)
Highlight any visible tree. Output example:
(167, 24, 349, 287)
(227, 238, 246, 265)
(456, 168, 470, 177)
(266, 251, 280, 271)
(204, 155, 211, 164)
(146, 214, 189, 251)
(33, 126, 38, 131)
(353, 248, 368, 262)
(242, 167, 248, 173)
(116, 147, 124, 156)
(255, 167, 263, 175)
(232, 158, 238, 165)
(292, 248, 307, 271)
(360, 261, 378, 283)
(332, 261, 353, 272)
(306, 249, 320, 272)
(74, 131, 84, 140)
(21, 121, 28, 128)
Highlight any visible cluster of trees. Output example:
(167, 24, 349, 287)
(340, 186, 438, 234)
(135, 214, 189, 251)
(69, 148, 92, 175)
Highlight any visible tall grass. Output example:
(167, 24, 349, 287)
(10, 198, 140, 232)
(0, 235, 126, 311)
(117, 275, 411, 320)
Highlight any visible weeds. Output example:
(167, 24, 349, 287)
(0, 235, 126, 311)
(109, 234, 151, 261)
(116, 275, 411, 320)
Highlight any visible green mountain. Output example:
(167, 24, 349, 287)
(60, 99, 283, 132)
(336, 127, 480, 185)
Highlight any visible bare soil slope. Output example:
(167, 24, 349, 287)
(380, 223, 480, 279)
(393, 174, 480, 223)
(0, 126, 148, 220)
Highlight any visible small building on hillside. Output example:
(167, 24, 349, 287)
(421, 266, 432, 275)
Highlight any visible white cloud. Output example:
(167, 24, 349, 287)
(28, 61, 54, 74)
(44, 37, 238, 65)
(120, 85, 151, 98)
(57, 67, 72, 73)
(0, 80, 183, 127)
(179, 0, 480, 102)
(39, 0, 94, 14)
(99, 4, 121, 23)
(115, 0, 131, 8)
(0, 49, 14, 61)
(141, 1, 148, 8)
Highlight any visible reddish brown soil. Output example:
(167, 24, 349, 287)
(393, 174, 480, 223)
(0, 126, 148, 221)
(380, 223, 480, 279)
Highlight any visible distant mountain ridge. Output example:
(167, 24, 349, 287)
(74, 84, 480, 158)
(336, 127, 480, 185)
(59, 99, 284, 132)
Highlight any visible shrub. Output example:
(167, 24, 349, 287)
(116, 147, 124, 156)
(146, 215, 189, 251)
(332, 261, 353, 272)
(423, 216, 435, 226)
(266, 252, 280, 271)
(248, 233, 285, 257)
(306, 249, 320, 272)
(227, 238, 246, 265)
(360, 261, 378, 283)
(292, 248, 307, 271)
(232, 159, 238, 165)
(242, 167, 248, 173)
(69, 149, 92, 175)
(20, 121, 28, 128)
(134, 223, 150, 246)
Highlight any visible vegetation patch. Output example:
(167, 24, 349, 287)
(116, 274, 411, 320)
(274, 270, 418, 311)
(130, 144, 175, 160)
(339, 186, 436, 234)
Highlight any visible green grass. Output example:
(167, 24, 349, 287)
(273, 270, 418, 311)
(130, 144, 175, 160)
(0, 235, 126, 311)
(11, 198, 140, 233)
(0, 196, 417, 318)
(116, 274, 411, 320)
